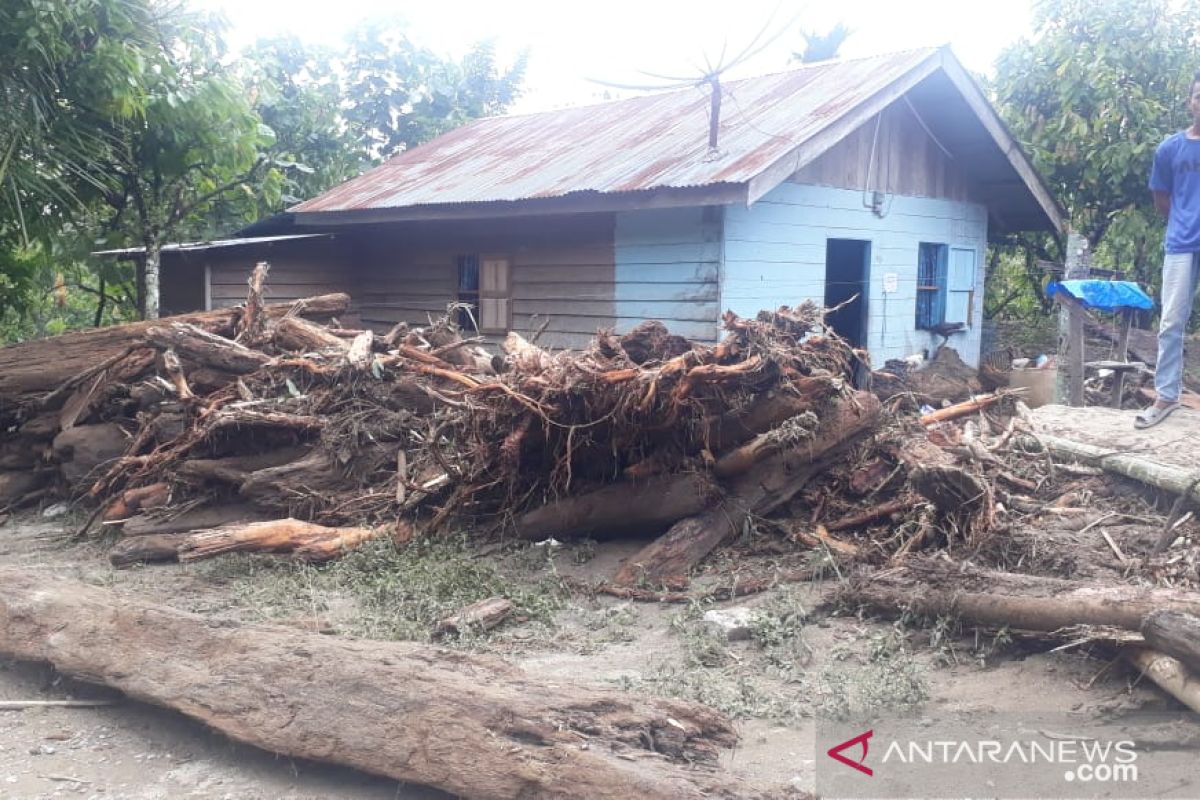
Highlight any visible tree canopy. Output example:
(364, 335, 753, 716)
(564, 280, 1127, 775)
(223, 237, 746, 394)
(987, 0, 1200, 318)
(0, 0, 526, 332)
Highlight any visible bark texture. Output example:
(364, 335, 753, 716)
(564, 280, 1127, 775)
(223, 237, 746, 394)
(0, 570, 744, 800)
(0, 294, 349, 397)
(847, 560, 1200, 632)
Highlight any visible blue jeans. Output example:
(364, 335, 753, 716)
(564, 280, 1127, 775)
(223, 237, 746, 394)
(1156, 252, 1200, 403)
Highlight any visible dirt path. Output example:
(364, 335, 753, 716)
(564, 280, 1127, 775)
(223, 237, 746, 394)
(0, 514, 1173, 799)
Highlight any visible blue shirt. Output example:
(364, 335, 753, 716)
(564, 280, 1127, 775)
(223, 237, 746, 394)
(1150, 132, 1200, 253)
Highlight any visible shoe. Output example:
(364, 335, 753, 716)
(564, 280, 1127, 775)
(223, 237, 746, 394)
(1135, 401, 1181, 429)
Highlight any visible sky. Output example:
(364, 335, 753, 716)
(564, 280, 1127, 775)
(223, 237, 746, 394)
(196, 0, 1035, 113)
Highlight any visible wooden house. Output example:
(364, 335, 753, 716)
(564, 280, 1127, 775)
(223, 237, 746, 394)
(113, 46, 1062, 367)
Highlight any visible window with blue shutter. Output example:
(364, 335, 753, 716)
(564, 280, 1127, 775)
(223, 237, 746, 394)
(915, 243, 948, 330)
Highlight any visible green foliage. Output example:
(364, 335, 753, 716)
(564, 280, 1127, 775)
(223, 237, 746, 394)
(242, 36, 364, 208)
(989, 0, 1200, 323)
(340, 22, 528, 161)
(994, 0, 1199, 245)
(1, 2, 527, 332)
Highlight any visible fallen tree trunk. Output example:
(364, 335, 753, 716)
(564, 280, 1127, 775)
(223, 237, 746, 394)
(0, 293, 349, 397)
(109, 533, 188, 567)
(703, 380, 833, 453)
(120, 503, 269, 537)
(845, 560, 1200, 632)
(0, 569, 744, 800)
(144, 323, 272, 374)
(1126, 648, 1200, 713)
(1041, 434, 1200, 507)
(513, 473, 719, 541)
(177, 519, 382, 563)
(177, 447, 311, 486)
(436, 597, 514, 637)
(1141, 610, 1200, 674)
(272, 316, 351, 353)
(615, 392, 880, 586)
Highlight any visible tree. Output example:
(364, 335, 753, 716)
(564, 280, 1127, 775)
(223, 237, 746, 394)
(242, 36, 364, 210)
(794, 23, 851, 64)
(341, 21, 528, 161)
(994, 0, 1195, 246)
(87, 10, 280, 319)
(991, 0, 1200, 292)
(0, 0, 159, 320)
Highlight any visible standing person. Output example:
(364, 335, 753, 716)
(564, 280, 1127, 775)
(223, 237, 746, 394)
(1137, 73, 1200, 428)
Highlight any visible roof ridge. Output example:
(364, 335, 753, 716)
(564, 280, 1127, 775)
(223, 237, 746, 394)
(481, 45, 944, 122)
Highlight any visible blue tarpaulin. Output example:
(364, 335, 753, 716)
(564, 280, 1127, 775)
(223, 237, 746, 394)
(1046, 280, 1154, 311)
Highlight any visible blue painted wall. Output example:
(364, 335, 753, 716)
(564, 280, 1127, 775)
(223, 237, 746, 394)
(613, 207, 722, 341)
(724, 182, 989, 366)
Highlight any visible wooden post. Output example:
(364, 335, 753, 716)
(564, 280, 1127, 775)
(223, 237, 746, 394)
(1056, 233, 1090, 405)
(1111, 308, 1134, 408)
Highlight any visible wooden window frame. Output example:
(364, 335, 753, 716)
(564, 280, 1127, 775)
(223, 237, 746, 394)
(915, 242, 948, 331)
(478, 255, 512, 334)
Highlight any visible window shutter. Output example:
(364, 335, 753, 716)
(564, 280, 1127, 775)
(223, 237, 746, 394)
(479, 257, 511, 332)
(480, 298, 510, 331)
(945, 248, 976, 325)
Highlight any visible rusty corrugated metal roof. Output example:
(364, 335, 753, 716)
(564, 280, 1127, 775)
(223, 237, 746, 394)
(291, 48, 942, 213)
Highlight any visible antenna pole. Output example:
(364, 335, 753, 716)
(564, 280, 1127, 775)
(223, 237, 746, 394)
(707, 75, 722, 150)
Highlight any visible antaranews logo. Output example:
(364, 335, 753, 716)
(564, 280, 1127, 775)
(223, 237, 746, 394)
(827, 730, 873, 777)
(822, 726, 1145, 795)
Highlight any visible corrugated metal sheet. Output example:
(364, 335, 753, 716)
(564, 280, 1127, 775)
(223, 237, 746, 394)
(92, 234, 331, 256)
(291, 48, 940, 214)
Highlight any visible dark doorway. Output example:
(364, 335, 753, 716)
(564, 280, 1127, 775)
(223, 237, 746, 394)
(823, 238, 871, 348)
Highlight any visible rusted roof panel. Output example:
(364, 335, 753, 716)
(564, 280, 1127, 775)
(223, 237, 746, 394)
(291, 48, 940, 213)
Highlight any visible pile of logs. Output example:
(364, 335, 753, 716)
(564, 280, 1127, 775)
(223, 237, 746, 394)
(0, 265, 996, 583)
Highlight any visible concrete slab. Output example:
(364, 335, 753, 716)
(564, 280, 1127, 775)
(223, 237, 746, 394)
(1031, 404, 1200, 472)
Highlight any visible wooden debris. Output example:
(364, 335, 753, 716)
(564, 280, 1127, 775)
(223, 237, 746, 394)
(176, 519, 382, 563)
(1126, 648, 1200, 714)
(435, 597, 514, 636)
(919, 392, 1008, 426)
(1141, 610, 1200, 674)
(0, 569, 744, 800)
(847, 560, 1200, 632)
(0, 293, 349, 397)
(791, 524, 861, 558)
(614, 392, 881, 586)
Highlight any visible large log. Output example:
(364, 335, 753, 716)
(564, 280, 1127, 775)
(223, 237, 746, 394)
(1126, 648, 1200, 713)
(120, 502, 269, 536)
(513, 473, 719, 541)
(272, 315, 351, 353)
(1141, 610, 1200, 674)
(109, 533, 189, 567)
(144, 323, 271, 374)
(615, 392, 881, 586)
(177, 518, 381, 563)
(0, 293, 349, 397)
(177, 447, 311, 486)
(0, 570, 744, 800)
(846, 560, 1200, 632)
(703, 381, 833, 453)
(51, 423, 129, 484)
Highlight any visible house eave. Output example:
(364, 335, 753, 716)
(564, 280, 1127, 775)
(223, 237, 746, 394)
(283, 184, 750, 229)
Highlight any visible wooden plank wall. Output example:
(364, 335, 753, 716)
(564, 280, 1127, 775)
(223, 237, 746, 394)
(614, 207, 722, 342)
(159, 261, 205, 317)
(205, 237, 355, 311)
(792, 99, 973, 202)
(352, 215, 616, 349)
(726, 182, 988, 367)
